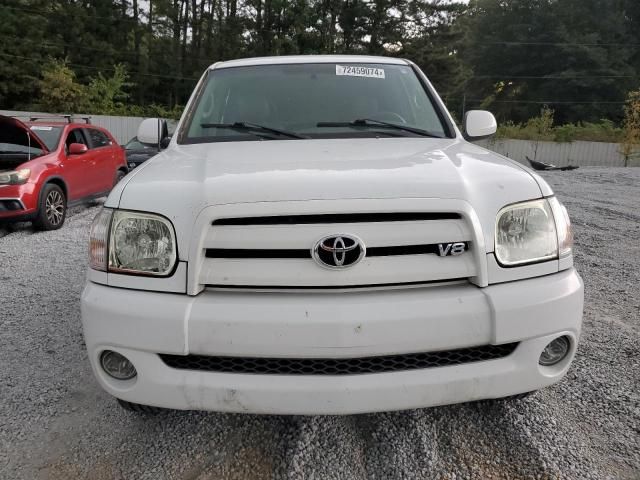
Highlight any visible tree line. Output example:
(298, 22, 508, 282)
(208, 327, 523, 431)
(0, 0, 639, 126)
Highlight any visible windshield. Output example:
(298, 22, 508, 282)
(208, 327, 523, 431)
(182, 63, 450, 143)
(29, 126, 63, 150)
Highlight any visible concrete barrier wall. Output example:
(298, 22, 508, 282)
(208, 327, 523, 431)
(477, 138, 627, 167)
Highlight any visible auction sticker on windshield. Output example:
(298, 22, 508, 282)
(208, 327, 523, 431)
(336, 65, 385, 79)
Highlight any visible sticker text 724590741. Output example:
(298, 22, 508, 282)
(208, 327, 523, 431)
(336, 65, 385, 79)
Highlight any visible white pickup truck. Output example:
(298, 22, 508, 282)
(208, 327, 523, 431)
(81, 55, 583, 415)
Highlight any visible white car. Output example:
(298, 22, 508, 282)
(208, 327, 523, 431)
(81, 55, 583, 415)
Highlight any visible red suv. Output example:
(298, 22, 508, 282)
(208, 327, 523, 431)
(0, 115, 127, 230)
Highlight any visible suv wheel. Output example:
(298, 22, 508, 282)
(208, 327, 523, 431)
(117, 398, 165, 414)
(34, 184, 66, 230)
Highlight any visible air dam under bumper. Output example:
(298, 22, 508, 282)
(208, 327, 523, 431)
(81, 269, 583, 415)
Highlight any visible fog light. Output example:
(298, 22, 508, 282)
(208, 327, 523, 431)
(539, 336, 570, 366)
(100, 350, 137, 380)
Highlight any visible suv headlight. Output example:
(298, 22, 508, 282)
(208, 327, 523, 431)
(495, 198, 572, 267)
(89, 208, 177, 276)
(0, 168, 31, 185)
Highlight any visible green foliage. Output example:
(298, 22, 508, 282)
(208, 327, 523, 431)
(400, 1, 469, 102)
(526, 107, 555, 142)
(496, 108, 624, 143)
(0, 0, 638, 129)
(39, 59, 89, 113)
(457, 0, 638, 124)
(124, 103, 185, 120)
(0, 1, 49, 109)
(0, 0, 470, 111)
(554, 120, 622, 143)
(36, 58, 183, 118)
(86, 64, 132, 115)
(621, 90, 640, 166)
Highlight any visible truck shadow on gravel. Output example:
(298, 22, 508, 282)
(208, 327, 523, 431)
(38, 388, 558, 480)
(48, 397, 564, 480)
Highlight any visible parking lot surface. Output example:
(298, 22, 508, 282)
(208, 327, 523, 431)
(1, 168, 638, 480)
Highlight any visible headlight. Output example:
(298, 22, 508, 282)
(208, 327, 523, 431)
(88, 208, 177, 276)
(0, 168, 31, 185)
(109, 210, 177, 275)
(495, 199, 558, 266)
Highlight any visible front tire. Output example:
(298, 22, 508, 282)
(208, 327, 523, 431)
(34, 184, 66, 230)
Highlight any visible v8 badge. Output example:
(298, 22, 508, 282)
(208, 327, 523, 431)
(437, 242, 467, 257)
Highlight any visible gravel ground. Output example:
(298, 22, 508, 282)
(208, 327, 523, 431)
(0, 167, 638, 480)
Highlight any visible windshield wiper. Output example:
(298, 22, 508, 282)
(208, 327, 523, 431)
(200, 122, 307, 139)
(317, 119, 443, 138)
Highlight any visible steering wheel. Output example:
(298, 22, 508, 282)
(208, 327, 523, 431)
(373, 111, 408, 124)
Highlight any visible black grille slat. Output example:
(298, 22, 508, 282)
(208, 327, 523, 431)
(159, 343, 518, 376)
(205, 242, 468, 259)
(206, 249, 309, 259)
(213, 212, 460, 226)
(204, 278, 469, 289)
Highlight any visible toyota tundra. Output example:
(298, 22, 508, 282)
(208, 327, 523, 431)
(81, 55, 584, 415)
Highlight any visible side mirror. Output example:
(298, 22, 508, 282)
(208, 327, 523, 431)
(464, 110, 497, 140)
(138, 118, 169, 147)
(69, 143, 88, 155)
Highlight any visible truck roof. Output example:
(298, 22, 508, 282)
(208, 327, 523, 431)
(211, 55, 409, 70)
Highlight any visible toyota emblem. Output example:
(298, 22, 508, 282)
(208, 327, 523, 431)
(312, 234, 365, 269)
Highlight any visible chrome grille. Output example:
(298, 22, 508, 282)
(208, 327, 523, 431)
(199, 209, 478, 288)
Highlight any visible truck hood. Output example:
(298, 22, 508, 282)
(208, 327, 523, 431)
(112, 137, 550, 254)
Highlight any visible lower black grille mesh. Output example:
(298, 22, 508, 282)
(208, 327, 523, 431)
(0, 200, 23, 212)
(159, 343, 518, 376)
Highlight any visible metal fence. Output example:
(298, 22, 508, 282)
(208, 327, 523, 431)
(2, 110, 634, 166)
(478, 138, 629, 167)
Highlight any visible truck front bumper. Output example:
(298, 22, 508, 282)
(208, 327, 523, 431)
(81, 269, 583, 415)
